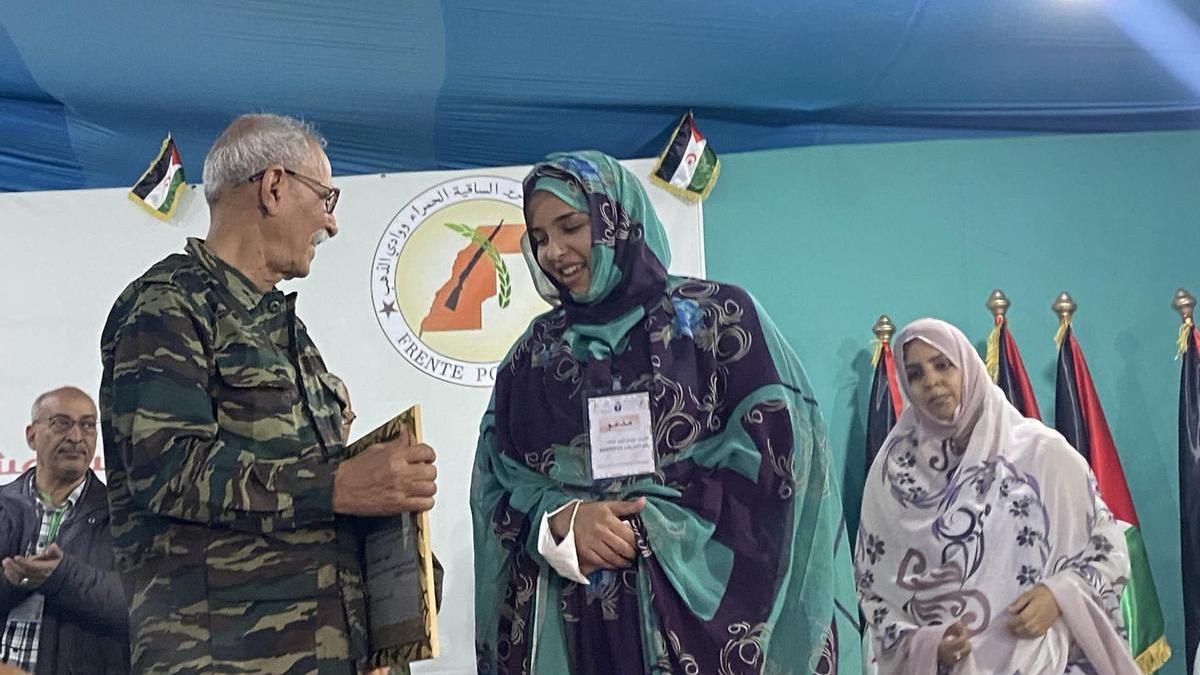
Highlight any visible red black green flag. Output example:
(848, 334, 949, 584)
(1178, 319, 1200, 672)
(650, 111, 720, 201)
(985, 315, 1041, 419)
(129, 134, 186, 221)
(865, 335, 902, 470)
(1055, 323, 1171, 672)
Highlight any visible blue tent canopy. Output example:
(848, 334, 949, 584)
(3, 1, 1199, 192)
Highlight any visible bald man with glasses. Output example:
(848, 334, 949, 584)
(0, 387, 128, 674)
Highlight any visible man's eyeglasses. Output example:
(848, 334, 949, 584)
(34, 415, 98, 435)
(247, 168, 340, 214)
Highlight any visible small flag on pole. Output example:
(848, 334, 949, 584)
(984, 290, 1042, 420)
(129, 134, 186, 221)
(651, 111, 720, 201)
(1052, 293, 1171, 673)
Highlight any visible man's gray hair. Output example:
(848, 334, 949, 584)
(30, 386, 94, 423)
(202, 114, 326, 204)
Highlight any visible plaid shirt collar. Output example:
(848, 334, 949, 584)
(27, 471, 87, 510)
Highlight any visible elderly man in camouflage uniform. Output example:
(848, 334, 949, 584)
(100, 114, 438, 674)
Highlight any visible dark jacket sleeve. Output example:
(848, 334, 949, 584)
(39, 554, 128, 636)
(0, 497, 33, 615)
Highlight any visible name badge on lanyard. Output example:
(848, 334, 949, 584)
(586, 391, 657, 481)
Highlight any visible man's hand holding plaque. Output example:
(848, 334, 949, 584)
(343, 406, 441, 669)
(334, 426, 438, 516)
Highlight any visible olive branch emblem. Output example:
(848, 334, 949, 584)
(442, 222, 511, 308)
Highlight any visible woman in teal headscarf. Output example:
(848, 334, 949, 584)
(471, 151, 859, 674)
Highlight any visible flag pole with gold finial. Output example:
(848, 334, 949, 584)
(1052, 290, 1171, 673)
(1052, 291, 1077, 347)
(866, 314, 902, 470)
(871, 314, 895, 367)
(1174, 288, 1196, 358)
(985, 289, 1010, 383)
(1175, 286, 1200, 673)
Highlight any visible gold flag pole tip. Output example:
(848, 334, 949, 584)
(871, 315, 894, 366)
(872, 315, 895, 343)
(1052, 292, 1076, 346)
(1172, 288, 1196, 323)
(987, 289, 1010, 318)
(1173, 288, 1195, 358)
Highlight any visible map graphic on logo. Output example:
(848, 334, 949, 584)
(372, 176, 551, 386)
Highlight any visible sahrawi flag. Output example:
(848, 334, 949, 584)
(651, 111, 720, 201)
(985, 313, 1042, 419)
(129, 134, 186, 221)
(1178, 317, 1200, 673)
(865, 321, 902, 469)
(1054, 321, 1171, 673)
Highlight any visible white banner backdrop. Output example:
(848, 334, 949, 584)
(0, 157, 704, 674)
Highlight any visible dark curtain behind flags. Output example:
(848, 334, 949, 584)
(1178, 310, 1200, 672)
(1054, 311, 1171, 673)
(865, 316, 902, 471)
(985, 294, 1042, 419)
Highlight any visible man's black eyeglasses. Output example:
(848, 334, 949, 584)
(247, 168, 340, 214)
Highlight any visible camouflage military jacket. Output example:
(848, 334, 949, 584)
(100, 238, 366, 674)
